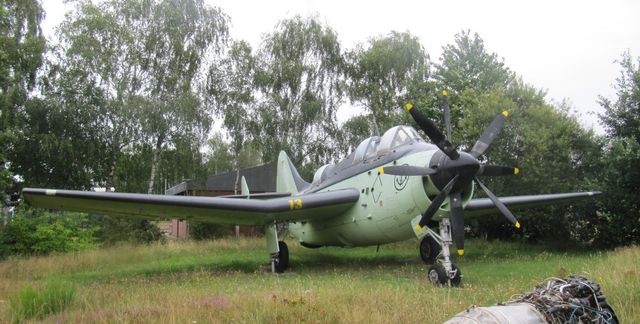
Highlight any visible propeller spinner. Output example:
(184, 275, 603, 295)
(385, 92, 520, 256)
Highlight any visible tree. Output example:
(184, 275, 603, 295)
(207, 40, 255, 193)
(599, 51, 640, 143)
(53, 0, 229, 192)
(458, 82, 601, 243)
(0, 0, 46, 203)
(346, 31, 433, 137)
(591, 51, 640, 247)
(252, 16, 345, 168)
(435, 30, 513, 94)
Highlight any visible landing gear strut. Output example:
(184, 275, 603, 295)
(424, 218, 461, 286)
(265, 222, 289, 273)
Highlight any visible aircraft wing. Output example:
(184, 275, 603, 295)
(464, 191, 601, 216)
(22, 188, 360, 226)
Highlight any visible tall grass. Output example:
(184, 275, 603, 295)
(8, 279, 76, 322)
(0, 238, 637, 323)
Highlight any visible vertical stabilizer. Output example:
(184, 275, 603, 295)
(240, 176, 250, 197)
(276, 151, 309, 194)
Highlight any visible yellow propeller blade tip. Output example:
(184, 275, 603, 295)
(415, 224, 422, 231)
(378, 167, 384, 174)
(502, 111, 509, 117)
(457, 249, 464, 256)
(405, 103, 414, 111)
(515, 222, 521, 229)
(514, 167, 520, 175)
(442, 90, 448, 96)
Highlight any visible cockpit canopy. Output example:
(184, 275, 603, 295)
(352, 126, 424, 164)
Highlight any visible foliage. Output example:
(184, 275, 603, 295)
(93, 215, 161, 245)
(436, 30, 513, 94)
(9, 279, 76, 322)
(0, 0, 46, 203)
(207, 40, 256, 191)
(346, 31, 434, 138)
(33, 0, 229, 192)
(591, 52, 640, 247)
(0, 209, 98, 258)
(252, 16, 345, 168)
(599, 51, 640, 143)
(189, 221, 234, 240)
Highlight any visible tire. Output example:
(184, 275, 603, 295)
(428, 264, 447, 285)
(428, 263, 462, 287)
(419, 235, 441, 264)
(274, 241, 289, 273)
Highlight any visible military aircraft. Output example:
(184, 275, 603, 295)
(22, 92, 599, 286)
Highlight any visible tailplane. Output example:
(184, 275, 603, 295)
(276, 151, 309, 194)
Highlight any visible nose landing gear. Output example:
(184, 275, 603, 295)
(421, 218, 462, 287)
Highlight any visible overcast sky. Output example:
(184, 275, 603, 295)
(42, 0, 640, 133)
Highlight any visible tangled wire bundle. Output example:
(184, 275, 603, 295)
(505, 275, 618, 324)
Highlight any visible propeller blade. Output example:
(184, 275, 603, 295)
(405, 103, 459, 160)
(478, 165, 520, 177)
(450, 192, 465, 256)
(474, 177, 520, 228)
(417, 175, 459, 228)
(382, 165, 437, 176)
(470, 111, 509, 158)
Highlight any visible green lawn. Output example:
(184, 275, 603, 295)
(0, 237, 637, 323)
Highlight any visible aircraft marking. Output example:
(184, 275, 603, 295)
(288, 199, 303, 210)
(394, 175, 409, 191)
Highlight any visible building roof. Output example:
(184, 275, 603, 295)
(165, 162, 277, 196)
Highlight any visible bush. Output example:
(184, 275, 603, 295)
(9, 279, 77, 322)
(0, 208, 98, 258)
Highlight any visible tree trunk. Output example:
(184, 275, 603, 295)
(147, 135, 164, 194)
(234, 157, 240, 239)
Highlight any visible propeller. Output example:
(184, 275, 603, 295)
(400, 91, 520, 256)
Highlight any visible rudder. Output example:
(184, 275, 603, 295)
(276, 151, 309, 194)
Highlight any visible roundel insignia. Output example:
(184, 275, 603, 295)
(394, 175, 409, 191)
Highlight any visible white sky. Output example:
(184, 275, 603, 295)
(42, 0, 640, 134)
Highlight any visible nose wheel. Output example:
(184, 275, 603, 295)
(422, 218, 462, 286)
(419, 235, 441, 264)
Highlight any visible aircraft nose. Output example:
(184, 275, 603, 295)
(428, 151, 480, 192)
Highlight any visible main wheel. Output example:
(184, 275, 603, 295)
(273, 241, 289, 273)
(428, 263, 461, 286)
(419, 235, 441, 264)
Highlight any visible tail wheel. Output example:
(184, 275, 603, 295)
(419, 235, 441, 264)
(274, 241, 289, 273)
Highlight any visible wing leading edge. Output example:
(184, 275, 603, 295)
(465, 191, 601, 216)
(22, 188, 360, 226)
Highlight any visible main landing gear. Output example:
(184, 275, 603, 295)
(272, 241, 289, 273)
(421, 218, 461, 286)
(266, 222, 289, 273)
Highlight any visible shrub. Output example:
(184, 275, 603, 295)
(0, 208, 98, 258)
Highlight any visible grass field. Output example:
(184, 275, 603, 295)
(0, 237, 638, 323)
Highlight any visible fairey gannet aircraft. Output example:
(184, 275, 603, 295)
(23, 93, 599, 286)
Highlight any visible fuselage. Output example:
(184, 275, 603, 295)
(288, 126, 474, 247)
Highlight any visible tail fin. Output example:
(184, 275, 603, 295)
(240, 176, 250, 197)
(277, 151, 310, 194)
